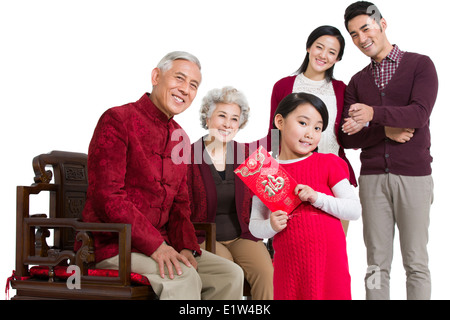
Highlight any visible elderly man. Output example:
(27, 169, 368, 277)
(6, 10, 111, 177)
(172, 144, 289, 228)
(82, 51, 244, 300)
(340, 2, 438, 300)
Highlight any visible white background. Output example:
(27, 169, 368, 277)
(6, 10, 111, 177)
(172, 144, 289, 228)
(1, 0, 448, 300)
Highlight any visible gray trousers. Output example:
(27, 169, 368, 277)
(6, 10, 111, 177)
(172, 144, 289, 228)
(359, 174, 433, 300)
(97, 249, 244, 300)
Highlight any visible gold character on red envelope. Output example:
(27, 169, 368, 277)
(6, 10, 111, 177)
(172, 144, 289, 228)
(262, 175, 285, 197)
(235, 146, 301, 214)
(257, 170, 291, 204)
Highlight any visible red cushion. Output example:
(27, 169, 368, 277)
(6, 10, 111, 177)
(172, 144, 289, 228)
(29, 266, 150, 286)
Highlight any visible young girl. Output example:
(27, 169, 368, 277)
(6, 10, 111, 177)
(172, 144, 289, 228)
(249, 92, 361, 300)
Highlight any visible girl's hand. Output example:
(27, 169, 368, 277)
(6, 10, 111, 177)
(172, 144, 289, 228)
(295, 184, 318, 204)
(270, 210, 288, 232)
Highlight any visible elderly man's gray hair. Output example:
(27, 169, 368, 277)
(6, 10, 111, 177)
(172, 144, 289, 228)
(200, 86, 250, 130)
(157, 51, 202, 72)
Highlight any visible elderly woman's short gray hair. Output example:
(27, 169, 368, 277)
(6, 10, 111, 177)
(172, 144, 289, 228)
(200, 86, 250, 129)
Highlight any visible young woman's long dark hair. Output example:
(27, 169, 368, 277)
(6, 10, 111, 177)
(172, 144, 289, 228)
(294, 25, 345, 82)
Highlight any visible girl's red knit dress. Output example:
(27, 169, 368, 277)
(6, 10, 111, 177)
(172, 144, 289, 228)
(273, 152, 352, 300)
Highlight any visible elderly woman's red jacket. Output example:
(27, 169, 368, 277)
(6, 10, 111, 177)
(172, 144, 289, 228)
(82, 93, 201, 263)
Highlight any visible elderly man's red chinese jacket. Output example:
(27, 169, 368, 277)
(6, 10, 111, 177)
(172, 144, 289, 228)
(82, 93, 201, 263)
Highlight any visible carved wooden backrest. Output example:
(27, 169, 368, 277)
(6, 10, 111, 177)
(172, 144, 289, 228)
(32, 151, 88, 251)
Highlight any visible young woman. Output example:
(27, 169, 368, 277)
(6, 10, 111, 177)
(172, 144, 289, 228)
(250, 92, 361, 300)
(267, 25, 358, 235)
(268, 25, 356, 183)
(187, 86, 274, 300)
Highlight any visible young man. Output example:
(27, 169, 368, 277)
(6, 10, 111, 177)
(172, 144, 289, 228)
(82, 51, 244, 300)
(340, 2, 438, 300)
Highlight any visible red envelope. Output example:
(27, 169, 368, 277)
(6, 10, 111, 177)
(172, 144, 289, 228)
(234, 146, 301, 214)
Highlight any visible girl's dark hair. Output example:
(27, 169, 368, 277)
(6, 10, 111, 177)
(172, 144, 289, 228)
(344, 1, 382, 31)
(272, 92, 329, 132)
(294, 25, 345, 82)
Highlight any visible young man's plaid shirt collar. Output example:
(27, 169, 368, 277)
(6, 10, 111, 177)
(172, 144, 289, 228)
(370, 44, 404, 90)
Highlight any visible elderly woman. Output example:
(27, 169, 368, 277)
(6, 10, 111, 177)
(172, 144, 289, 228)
(187, 86, 273, 300)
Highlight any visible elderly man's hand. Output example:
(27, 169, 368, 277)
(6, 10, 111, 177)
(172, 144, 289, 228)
(151, 242, 193, 279)
(180, 249, 198, 270)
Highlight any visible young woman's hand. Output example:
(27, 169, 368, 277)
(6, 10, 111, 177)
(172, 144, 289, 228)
(342, 117, 365, 135)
